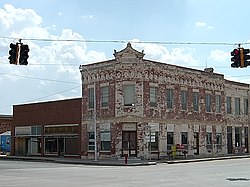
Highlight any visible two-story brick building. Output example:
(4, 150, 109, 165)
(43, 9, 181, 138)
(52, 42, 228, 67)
(79, 43, 249, 159)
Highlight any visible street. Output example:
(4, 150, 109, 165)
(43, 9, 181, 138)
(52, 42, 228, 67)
(0, 158, 250, 187)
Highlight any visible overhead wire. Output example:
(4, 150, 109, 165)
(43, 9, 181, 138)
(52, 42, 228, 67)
(0, 85, 81, 109)
(0, 35, 249, 46)
(0, 72, 79, 85)
(1, 35, 250, 111)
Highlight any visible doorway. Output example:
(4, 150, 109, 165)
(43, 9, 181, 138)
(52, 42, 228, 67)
(227, 126, 233, 154)
(58, 138, 64, 156)
(122, 131, 137, 157)
(194, 133, 199, 155)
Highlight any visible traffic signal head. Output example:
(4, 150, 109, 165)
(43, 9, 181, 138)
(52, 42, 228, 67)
(8, 43, 17, 64)
(231, 48, 240, 68)
(19, 44, 29, 65)
(243, 48, 250, 66)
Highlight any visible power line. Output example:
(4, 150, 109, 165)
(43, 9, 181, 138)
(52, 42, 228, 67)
(0, 85, 81, 109)
(0, 35, 248, 46)
(0, 72, 79, 85)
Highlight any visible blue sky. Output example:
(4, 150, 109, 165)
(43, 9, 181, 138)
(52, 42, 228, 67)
(0, 0, 250, 114)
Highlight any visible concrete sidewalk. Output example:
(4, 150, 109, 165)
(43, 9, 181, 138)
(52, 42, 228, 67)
(0, 155, 156, 166)
(1, 154, 250, 166)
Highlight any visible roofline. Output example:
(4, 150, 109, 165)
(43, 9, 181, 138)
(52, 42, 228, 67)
(13, 97, 82, 108)
(144, 59, 223, 76)
(0, 115, 13, 118)
(225, 79, 250, 87)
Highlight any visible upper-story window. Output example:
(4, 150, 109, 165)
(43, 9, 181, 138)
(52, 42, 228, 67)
(123, 85, 135, 106)
(235, 97, 240, 115)
(101, 86, 109, 107)
(205, 93, 211, 112)
(226, 96, 232, 114)
(150, 87, 158, 107)
(181, 91, 187, 110)
(193, 92, 199, 112)
(88, 87, 94, 109)
(244, 98, 248, 115)
(215, 95, 221, 113)
(166, 89, 173, 109)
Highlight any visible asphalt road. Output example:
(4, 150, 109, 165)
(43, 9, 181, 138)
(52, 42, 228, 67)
(0, 158, 250, 187)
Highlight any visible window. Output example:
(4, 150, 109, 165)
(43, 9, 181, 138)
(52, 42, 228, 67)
(181, 91, 187, 110)
(206, 132, 212, 149)
(150, 87, 158, 107)
(216, 133, 222, 149)
(124, 85, 135, 106)
(167, 132, 174, 151)
(181, 132, 188, 149)
(150, 132, 159, 151)
(193, 92, 199, 112)
(166, 89, 173, 109)
(45, 138, 57, 154)
(101, 86, 109, 107)
(88, 132, 95, 151)
(100, 131, 111, 151)
(244, 98, 248, 115)
(205, 93, 211, 112)
(216, 95, 221, 113)
(88, 87, 94, 109)
(235, 97, 240, 115)
(31, 126, 42, 135)
(226, 96, 231, 114)
(235, 127, 241, 147)
(31, 137, 41, 155)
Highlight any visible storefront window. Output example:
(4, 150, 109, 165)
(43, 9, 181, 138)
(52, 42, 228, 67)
(45, 138, 57, 154)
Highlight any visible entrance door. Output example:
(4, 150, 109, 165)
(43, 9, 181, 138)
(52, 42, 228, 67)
(58, 138, 64, 156)
(227, 126, 233, 154)
(194, 133, 199, 155)
(122, 131, 137, 157)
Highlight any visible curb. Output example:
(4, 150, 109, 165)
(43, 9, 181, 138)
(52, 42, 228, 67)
(164, 155, 250, 164)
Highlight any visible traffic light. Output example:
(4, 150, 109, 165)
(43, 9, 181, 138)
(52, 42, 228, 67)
(19, 44, 29, 65)
(8, 43, 18, 64)
(240, 48, 250, 68)
(231, 48, 240, 68)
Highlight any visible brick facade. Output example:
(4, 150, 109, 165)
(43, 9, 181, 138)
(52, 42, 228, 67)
(0, 115, 12, 134)
(12, 98, 82, 157)
(80, 43, 250, 159)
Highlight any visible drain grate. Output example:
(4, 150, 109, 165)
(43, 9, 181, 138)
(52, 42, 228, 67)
(226, 178, 250, 181)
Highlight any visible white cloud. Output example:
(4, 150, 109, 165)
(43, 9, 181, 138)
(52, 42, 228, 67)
(195, 22, 207, 27)
(129, 39, 199, 67)
(209, 50, 229, 62)
(0, 4, 42, 30)
(58, 11, 63, 17)
(81, 15, 94, 19)
(0, 4, 107, 114)
(195, 21, 213, 30)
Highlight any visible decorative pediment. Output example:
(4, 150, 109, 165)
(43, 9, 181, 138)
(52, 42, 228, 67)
(113, 43, 144, 63)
